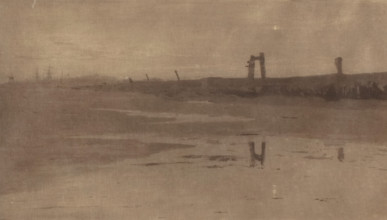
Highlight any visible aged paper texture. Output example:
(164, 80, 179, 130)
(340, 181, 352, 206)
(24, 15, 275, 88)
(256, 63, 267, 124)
(1, 0, 387, 219)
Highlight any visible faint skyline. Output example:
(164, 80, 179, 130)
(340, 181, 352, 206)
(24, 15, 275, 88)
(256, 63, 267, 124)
(1, 0, 387, 82)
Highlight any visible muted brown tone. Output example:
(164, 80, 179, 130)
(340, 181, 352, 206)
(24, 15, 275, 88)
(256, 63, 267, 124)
(2, 0, 387, 82)
(2, 1, 387, 219)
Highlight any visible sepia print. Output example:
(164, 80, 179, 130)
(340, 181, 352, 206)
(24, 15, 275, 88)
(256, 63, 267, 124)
(2, 0, 387, 219)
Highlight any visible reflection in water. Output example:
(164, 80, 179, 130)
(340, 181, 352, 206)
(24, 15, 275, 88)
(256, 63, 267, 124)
(249, 141, 266, 168)
(338, 147, 344, 162)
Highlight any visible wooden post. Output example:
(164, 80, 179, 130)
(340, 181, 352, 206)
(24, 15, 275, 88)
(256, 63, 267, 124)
(47, 65, 52, 80)
(335, 57, 344, 98)
(247, 56, 255, 80)
(259, 52, 266, 80)
(335, 57, 343, 75)
(60, 71, 64, 83)
(174, 70, 180, 81)
(35, 68, 40, 81)
(247, 53, 266, 81)
(8, 76, 14, 83)
(146, 74, 150, 81)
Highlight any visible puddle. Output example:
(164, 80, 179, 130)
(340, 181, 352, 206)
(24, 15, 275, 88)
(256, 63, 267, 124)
(0, 139, 195, 196)
(69, 133, 200, 146)
(93, 108, 254, 124)
(168, 135, 387, 182)
(54, 139, 196, 164)
(135, 161, 193, 167)
(214, 211, 228, 214)
(206, 165, 225, 169)
(181, 155, 237, 162)
(281, 116, 298, 119)
(291, 150, 309, 154)
(185, 100, 213, 105)
(208, 155, 237, 162)
(239, 132, 260, 136)
(304, 155, 333, 160)
(315, 198, 336, 202)
(182, 155, 205, 159)
(9, 130, 387, 219)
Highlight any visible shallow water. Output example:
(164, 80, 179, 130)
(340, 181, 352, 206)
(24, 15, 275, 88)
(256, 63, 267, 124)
(43, 132, 387, 219)
(93, 108, 254, 124)
(31, 106, 387, 219)
(2, 87, 387, 219)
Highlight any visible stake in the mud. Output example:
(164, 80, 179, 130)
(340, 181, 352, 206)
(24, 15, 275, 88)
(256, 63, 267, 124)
(249, 141, 266, 168)
(60, 71, 64, 83)
(335, 57, 343, 75)
(259, 52, 266, 80)
(174, 70, 180, 81)
(247, 57, 255, 80)
(35, 68, 40, 81)
(46, 65, 52, 80)
(8, 75, 14, 83)
(146, 74, 150, 81)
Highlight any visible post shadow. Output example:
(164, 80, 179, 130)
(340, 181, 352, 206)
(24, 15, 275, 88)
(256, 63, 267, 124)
(338, 147, 344, 162)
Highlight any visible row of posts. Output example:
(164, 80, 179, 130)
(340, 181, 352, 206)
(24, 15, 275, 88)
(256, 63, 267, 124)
(129, 70, 181, 83)
(247, 52, 344, 80)
(128, 54, 344, 83)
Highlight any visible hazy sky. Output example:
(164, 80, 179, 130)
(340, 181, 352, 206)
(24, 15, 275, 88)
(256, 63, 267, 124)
(1, 0, 387, 81)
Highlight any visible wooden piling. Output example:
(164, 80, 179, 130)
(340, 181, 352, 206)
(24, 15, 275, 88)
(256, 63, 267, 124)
(247, 56, 256, 81)
(8, 76, 14, 83)
(146, 74, 150, 81)
(174, 70, 180, 81)
(259, 52, 266, 80)
(35, 68, 40, 82)
(335, 57, 343, 75)
(46, 65, 52, 80)
(246, 52, 266, 81)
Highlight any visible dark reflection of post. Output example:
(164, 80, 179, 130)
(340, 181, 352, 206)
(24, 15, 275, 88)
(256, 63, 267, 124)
(249, 141, 266, 168)
(338, 147, 344, 162)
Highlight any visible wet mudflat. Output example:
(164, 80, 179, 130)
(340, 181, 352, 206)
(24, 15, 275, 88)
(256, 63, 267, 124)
(1, 85, 387, 219)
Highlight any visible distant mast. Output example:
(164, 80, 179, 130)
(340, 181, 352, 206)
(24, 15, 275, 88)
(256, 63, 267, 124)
(8, 75, 14, 83)
(46, 65, 52, 80)
(35, 68, 40, 81)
